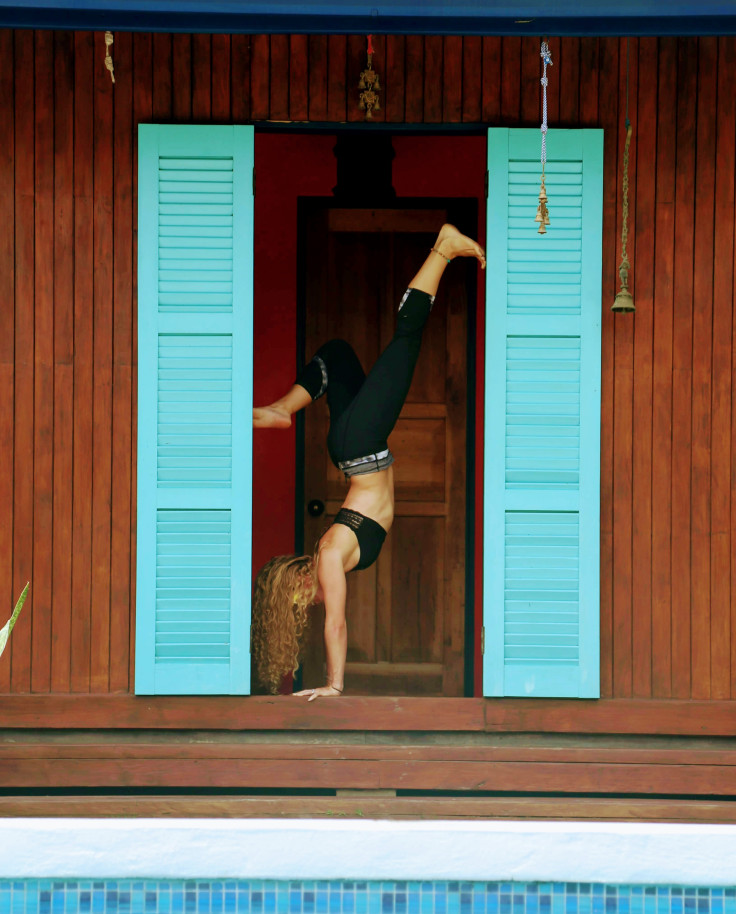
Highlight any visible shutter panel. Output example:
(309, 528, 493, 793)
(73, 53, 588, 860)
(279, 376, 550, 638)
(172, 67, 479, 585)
(483, 128, 602, 698)
(136, 125, 253, 695)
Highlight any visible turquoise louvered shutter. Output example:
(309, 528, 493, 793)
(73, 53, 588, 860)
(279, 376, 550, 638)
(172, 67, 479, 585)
(483, 128, 603, 698)
(136, 124, 253, 694)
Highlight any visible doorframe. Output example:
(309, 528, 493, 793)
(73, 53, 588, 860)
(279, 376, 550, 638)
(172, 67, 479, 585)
(295, 195, 479, 696)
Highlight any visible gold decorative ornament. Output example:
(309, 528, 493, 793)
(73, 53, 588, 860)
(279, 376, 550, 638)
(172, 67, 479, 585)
(104, 30, 115, 83)
(535, 173, 550, 234)
(358, 34, 381, 119)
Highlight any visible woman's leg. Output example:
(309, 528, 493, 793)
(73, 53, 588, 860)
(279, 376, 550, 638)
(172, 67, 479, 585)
(253, 339, 365, 429)
(329, 225, 485, 457)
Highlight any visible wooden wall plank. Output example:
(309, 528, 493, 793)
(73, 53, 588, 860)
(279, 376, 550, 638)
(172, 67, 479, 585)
(404, 36, 423, 123)
(651, 37, 677, 698)
(307, 35, 327, 121)
(579, 38, 599, 125)
(231, 34, 250, 122)
(110, 30, 134, 694)
(671, 37, 698, 698)
(597, 36, 620, 699)
(211, 33, 231, 121)
(423, 36, 442, 122)
(690, 37, 717, 700)
(289, 35, 308, 121)
(172, 33, 191, 120)
(346, 34, 365, 123)
(250, 35, 271, 121)
(90, 30, 114, 692)
(31, 29, 55, 693)
(385, 35, 405, 123)
(12, 29, 35, 693)
(481, 37, 501, 123)
(0, 28, 15, 694)
(326, 35, 346, 122)
(500, 37, 521, 123)
(631, 37, 656, 698)
(461, 37, 480, 123)
(49, 32, 75, 693)
(191, 33, 211, 120)
(151, 33, 171, 120)
(442, 36, 462, 123)
(70, 31, 94, 693)
(559, 37, 580, 125)
(269, 34, 289, 120)
(611, 38, 637, 699)
(712, 38, 735, 700)
(519, 36, 538, 124)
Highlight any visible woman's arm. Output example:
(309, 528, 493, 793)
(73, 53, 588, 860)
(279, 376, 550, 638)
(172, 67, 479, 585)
(294, 544, 347, 701)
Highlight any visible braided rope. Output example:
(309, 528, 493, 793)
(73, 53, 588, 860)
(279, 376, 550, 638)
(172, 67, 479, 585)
(540, 40, 552, 168)
(618, 122, 633, 291)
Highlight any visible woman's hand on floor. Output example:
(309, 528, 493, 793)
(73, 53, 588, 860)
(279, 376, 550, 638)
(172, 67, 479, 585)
(293, 685, 343, 701)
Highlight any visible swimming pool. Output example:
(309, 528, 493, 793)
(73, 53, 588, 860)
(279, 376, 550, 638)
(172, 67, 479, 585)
(0, 820, 733, 911)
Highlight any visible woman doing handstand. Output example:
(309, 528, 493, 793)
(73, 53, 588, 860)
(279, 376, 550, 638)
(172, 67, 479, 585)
(252, 224, 485, 700)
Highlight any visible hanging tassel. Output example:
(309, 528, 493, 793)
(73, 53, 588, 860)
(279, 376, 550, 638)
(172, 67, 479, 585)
(104, 31, 115, 84)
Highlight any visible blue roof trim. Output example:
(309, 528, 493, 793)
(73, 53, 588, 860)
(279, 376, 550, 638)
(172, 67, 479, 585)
(2, 0, 736, 35)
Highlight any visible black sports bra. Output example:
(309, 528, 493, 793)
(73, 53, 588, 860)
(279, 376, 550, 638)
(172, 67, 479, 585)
(333, 508, 387, 571)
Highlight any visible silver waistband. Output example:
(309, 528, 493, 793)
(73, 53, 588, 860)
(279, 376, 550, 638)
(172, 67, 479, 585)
(338, 448, 394, 477)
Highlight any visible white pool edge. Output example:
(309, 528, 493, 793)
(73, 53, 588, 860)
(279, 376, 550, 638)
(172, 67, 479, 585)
(1, 819, 735, 885)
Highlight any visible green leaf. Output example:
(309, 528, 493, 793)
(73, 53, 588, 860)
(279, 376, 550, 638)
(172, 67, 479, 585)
(0, 583, 30, 659)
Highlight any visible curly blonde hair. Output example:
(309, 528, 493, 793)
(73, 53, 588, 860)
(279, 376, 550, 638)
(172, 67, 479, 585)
(251, 554, 319, 694)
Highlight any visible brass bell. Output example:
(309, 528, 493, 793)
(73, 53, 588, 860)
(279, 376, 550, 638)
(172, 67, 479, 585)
(612, 287, 635, 313)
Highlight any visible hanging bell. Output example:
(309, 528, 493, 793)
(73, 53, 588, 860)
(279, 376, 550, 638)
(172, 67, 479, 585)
(374, 73, 381, 90)
(358, 74, 366, 89)
(612, 287, 635, 313)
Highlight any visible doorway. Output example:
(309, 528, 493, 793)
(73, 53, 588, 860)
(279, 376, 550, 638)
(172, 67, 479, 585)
(296, 201, 477, 697)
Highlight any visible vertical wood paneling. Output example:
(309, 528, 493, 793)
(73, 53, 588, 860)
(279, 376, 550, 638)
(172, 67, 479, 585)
(611, 38, 636, 698)
(500, 36, 520, 123)
(289, 35, 308, 121)
(632, 37, 656, 698)
(151, 33, 171, 120)
(651, 37, 677, 698)
(326, 35, 346, 122)
(442, 36, 462, 123)
(712, 37, 735, 700)
(308, 35, 327, 121)
(91, 30, 114, 691)
(270, 34, 289, 120)
(231, 34, 250, 121)
(691, 36, 717, 699)
(71, 30, 94, 692)
(172, 33, 192, 120)
(12, 30, 35, 693)
(346, 34, 365, 123)
(32, 29, 54, 692)
(671, 37, 698, 699)
(110, 30, 134, 694)
(481, 37, 501, 123)
(212, 34, 231, 121)
(3, 30, 736, 706)
(404, 36, 423, 123)
(192, 33, 211, 119)
(51, 30, 75, 693)
(0, 28, 15, 694)
(385, 35, 405, 123)
(597, 36, 620, 698)
(461, 37, 480, 123)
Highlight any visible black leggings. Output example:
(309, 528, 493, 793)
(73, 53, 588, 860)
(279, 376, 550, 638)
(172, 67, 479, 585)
(295, 288, 434, 467)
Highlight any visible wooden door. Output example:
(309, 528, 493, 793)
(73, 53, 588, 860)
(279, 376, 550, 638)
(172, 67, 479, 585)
(301, 207, 469, 696)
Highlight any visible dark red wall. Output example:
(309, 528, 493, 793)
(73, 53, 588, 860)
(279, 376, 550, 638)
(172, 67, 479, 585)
(251, 133, 487, 692)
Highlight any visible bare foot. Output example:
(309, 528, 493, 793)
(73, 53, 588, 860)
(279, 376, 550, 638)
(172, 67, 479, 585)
(253, 406, 292, 429)
(436, 224, 486, 269)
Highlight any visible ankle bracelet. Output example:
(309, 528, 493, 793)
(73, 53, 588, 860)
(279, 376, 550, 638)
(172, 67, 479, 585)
(431, 246, 451, 265)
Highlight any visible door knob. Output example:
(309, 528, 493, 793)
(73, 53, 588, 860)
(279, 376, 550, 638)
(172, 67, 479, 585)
(307, 499, 325, 517)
